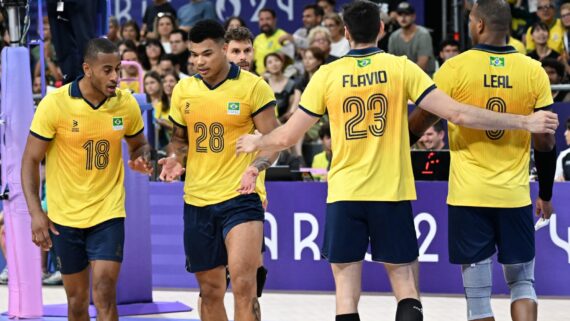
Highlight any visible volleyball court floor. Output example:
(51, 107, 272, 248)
(1, 285, 568, 320)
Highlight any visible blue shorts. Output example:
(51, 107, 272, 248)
(183, 194, 264, 273)
(448, 205, 534, 265)
(322, 201, 419, 264)
(50, 218, 125, 275)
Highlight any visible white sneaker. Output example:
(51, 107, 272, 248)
(42, 271, 62, 285)
(0, 267, 8, 284)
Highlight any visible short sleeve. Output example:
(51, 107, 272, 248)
(168, 83, 187, 127)
(124, 94, 144, 138)
(298, 67, 328, 117)
(405, 58, 436, 105)
(251, 79, 276, 117)
(533, 67, 554, 109)
(433, 60, 455, 96)
(30, 96, 57, 141)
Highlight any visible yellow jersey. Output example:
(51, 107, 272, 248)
(508, 36, 526, 55)
(300, 47, 435, 203)
(30, 79, 144, 228)
(169, 64, 276, 206)
(253, 28, 288, 75)
(434, 44, 553, 207)
(119, 80, 142, 93)
(525, 19, 565, 53)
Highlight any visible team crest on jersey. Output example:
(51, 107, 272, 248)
(112, 117, 124, 130)
(72, 120, 79, 132)
(227, 102, 240, 115)
(490, 56, 505, 67)
(357, 58, 371, 68)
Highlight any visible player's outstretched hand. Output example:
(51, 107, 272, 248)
(128, 152, 153, 175)
(236, 130, 262, 155)
(31, 211, 59, 251)
(158, 156, 185, 182)
(237, 166, 259, 194)
(535, 197, 554, 220)
(525, 111, 559, 134)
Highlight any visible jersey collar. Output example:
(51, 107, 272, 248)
(472, 44, 518, 54)
(193, 63, 241, 90)
(345, 47, 383, 57)
(69, 76, 108, 110)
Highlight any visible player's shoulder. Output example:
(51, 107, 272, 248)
(39, 83, 71, 106)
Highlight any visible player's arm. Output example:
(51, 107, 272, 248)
(418, 89, 558, 133)
(125, 131, 153, 175)
(237, 109, 319, 154)
(158, 123, 188, 181)
(238, 106, 281, 194)
(21, 134, 58, 251)
(408, 108, 440, 145)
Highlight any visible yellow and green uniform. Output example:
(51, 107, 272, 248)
(253, 28, 288, 75)
(299, 47, 435, 203)
(169, 63, 276, 206)
(30, 78, 144, 228)
(119, 80, 142, 93)
(525, 18, 564, 53)
(434, 44, 553, 207)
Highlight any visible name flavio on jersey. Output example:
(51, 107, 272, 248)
(342, 70, 388, 88)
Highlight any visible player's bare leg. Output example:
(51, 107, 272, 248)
(226, 221, 263, 321)
(195, 266, 229, 321)
(91, 260, 121, 321)
(331, 262, 362, 315)
(511, 299, 537, 321)
(385, 260, 424, 320)
(61, 267, 90, 321)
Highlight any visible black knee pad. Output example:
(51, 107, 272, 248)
(396, 298, 423, 321)
(256, 266, 268, 297)
(336, 313, 360, 321)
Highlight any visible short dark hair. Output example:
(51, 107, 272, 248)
(342, 0, 380, 44)
(304, 4, 324, 17)
(264, 52, 285, 69)
(318, 0, 336, 5)
(225, 26, 254, 43)
(170, 29, 188, 42)
(189, 19, 225, 43)
(542, 58, 565, 78)
(306, 46, 326, 65)
(474, 0, 511, 33)
(432, 120, 445, 133)
(259, 8, 276, 18)
(530, 21, 549, 34)
(319, 123, 331, 139)
(439, 39, 460, 52)
(161, 53, 176, 64)
(84, 38, 119, 62)
(121, 20, 141, 42)
(223, 16, 247, 31)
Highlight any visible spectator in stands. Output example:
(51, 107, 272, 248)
(264, 53, 296, 122)
(142, 38, 165, 71)
(0, 212, 6, 284)
(107, 16, 121, 45)
(311, 123, 332, 181)
(317, 0, 337, 15)
(555, 117, 570, 181)
(253, 8, 290, 75)
(162, 70, 179, 101)
(32, 16, 63, 86)
(224, 16, 247, 31)
(324, 13, 350, 57)
(33, 76, 42, 95)
(121, 20, 142, 46)
(141, 0, 177, 37)
(225, 27, 255, 72)
(542, 58, 569, 102)
(144, 71, 172, 149)
(169, 29, 190, 73)
(0, 11, 8, 50)
(418, 120, 447, 150)
(377, 2, 401, 51)
(561, 3, 570, 52)
(186, 54, 196, 76)
(118, 39, 137, 56)
(439, 39, 460, 63)
(120, 49, 143, 93)
(525, 0, 564, 54)
(389, 2, 436, 75)
(153, 14, 177, 53)
(528, 22, 560, 61)
(158, 54, 184, 79)
(281, 4, 324, 51)
(308, 27, 338, 63)
(177, 0, 217, 31)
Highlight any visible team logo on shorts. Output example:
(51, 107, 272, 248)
(112, 117, 124, 130)
(227, 102, 240, 115)
(357, 58, 371, 68)
(490, 56, 505, 67)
